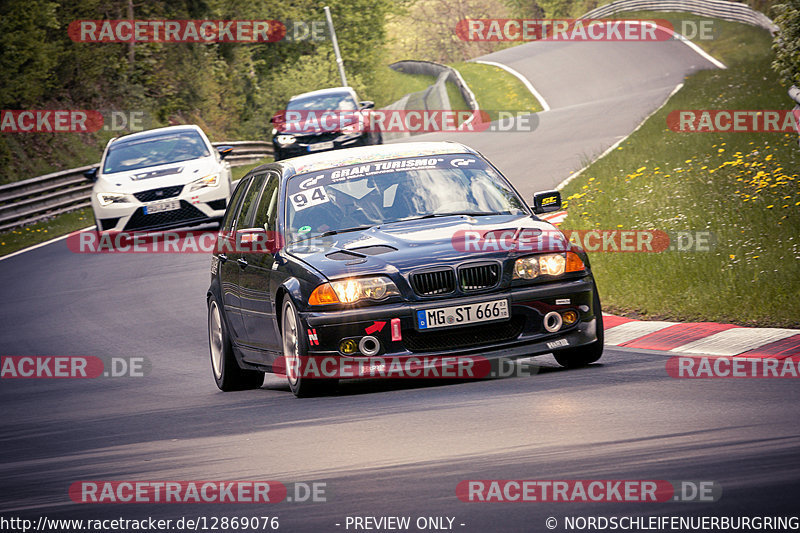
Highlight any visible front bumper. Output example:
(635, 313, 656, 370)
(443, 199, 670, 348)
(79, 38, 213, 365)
(274, 132, 368, 159)
(297, 277, 598, 361)
(93, 185, 228, 232)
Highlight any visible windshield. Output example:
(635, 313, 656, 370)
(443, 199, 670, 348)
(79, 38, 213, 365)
(285, 154, 527, 243)
(103, 131, 210, 174)
(287, 93, 357, 112)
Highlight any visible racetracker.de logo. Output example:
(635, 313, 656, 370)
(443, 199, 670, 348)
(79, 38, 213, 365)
(272, 110, 538, 133)
(69, 481, 286, 503)
(1, 110, 104, 133)
(69, 20, 286, 43)
(455, 19, 678, 42)
(457, 480, 722, 503)
(667, 110, 800, 133)
(667, 356, 800, 378)
(0, 356, 149, 378)
(66, 230, 283, 254)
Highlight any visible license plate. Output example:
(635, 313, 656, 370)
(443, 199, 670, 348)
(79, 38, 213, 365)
(308, 141, 335, 152)
(143, 200, 180, 214)
(416, 299, 509, 330)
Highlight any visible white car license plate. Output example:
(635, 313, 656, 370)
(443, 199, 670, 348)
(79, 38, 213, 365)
(416, 299, 509, 330)
(308, 141, 335, 152)
(143, 200, 180, 214)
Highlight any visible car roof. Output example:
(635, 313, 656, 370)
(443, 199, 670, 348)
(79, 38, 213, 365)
(269, 142, 480, 178)
(110, 125, 204, 146)
(288, 86, 356, 101)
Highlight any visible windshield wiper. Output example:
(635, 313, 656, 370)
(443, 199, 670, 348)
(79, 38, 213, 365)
(387, 212, 502, 224)
(291, 225, 376, 243)
(319, 225, 376, 237)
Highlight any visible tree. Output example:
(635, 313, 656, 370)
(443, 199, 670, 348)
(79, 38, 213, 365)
(772, 0, 800, 87)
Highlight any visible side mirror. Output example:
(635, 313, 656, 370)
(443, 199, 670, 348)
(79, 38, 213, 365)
(236, 228, 281, 254)
(531, 190, 562, 215)
(83, 167, 98, 182)
(217, 145, 234, 160)
(359, 101, 375, 109)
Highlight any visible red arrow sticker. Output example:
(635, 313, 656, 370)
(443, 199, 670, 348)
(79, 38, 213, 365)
(365, 321, 386, 335)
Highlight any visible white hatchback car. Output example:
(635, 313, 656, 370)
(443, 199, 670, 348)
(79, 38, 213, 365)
(86, 125, 233, 232)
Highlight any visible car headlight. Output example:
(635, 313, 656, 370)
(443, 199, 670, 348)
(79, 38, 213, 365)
(188, 174, 219, 192)
(309, 277, 400, 305)
(341, 122, 360, 134)
(276, 134, 296, 146)
(513, 252, 585, 280)
(96, 192, 128, 206)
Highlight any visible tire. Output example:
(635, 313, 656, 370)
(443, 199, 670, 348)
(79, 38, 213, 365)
(553, 284, 604, 368)
(281, 298, 338, 397)
(208, 295, 264, 391)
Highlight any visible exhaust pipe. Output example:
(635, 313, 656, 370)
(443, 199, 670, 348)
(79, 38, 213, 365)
(543, 311, 563, 333)
(358, 335, 381, 356)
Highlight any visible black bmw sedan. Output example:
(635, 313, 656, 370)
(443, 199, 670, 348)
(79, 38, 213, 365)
(207, 142, 603, 397)
(270, 87, 382, 160)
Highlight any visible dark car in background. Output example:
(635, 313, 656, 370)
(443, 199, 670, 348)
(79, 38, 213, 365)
(271, 87, 382, 160)
(206, 142, 603, 397)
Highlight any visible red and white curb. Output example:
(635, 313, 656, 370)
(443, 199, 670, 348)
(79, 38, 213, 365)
(539, 210, 567, 225)
(603, 314, 800, 358)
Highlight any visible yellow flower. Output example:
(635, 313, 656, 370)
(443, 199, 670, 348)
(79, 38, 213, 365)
(729, 254, 735, 259)
(766, 205, 774, 209)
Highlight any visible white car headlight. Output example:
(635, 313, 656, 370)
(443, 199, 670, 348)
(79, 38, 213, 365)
(276, 135, 296, 146)
(96, 192, 128, 206)
(309, 276, 400, 305)
(188, 174, 219, 192)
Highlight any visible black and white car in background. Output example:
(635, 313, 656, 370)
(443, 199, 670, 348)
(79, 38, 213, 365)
(85, 125, 234, 232)
(271, 87, 382, 160)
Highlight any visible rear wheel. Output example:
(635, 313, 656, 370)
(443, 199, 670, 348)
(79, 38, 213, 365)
(553, 285, 604, 368)
(281, 298, 338, 397)
(208, 295, 264, 390)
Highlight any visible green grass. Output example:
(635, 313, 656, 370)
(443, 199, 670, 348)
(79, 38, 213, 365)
(231, 158, 272, 182)
(377, 62, 541, 128)
(452, 62, 543, 121)
(373, 67, 438, 108)
(560, 14, 800, 328)
(0, 207, 93, 257)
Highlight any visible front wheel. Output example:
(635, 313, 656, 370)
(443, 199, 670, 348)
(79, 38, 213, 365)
(281, 298, 338, 397)
(208, 295, 264, 391)
(553, 285, 604, 368)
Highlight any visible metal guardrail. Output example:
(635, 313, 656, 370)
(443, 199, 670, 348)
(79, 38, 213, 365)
(0, 140, 273, 232)
(581, 0, 778, 33)
(383, 60, 481, 141)
(389, 60, 480, 114)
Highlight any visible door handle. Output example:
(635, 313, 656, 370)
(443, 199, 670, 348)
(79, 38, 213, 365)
(237, 257, 249, 269)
